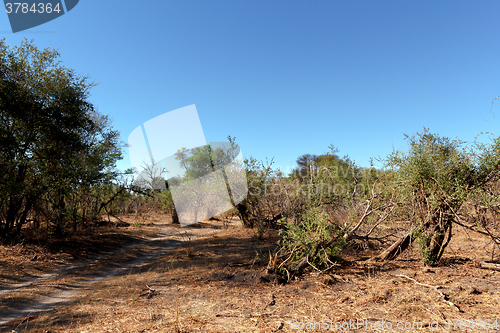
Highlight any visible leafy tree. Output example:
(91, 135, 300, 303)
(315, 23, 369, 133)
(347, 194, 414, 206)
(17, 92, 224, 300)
(0, 39, 122, 241)
(175, 145, 213, 180)
(289, 146, 376, 209)
(170, 137, 247, 224)
(293, 153, 318, 181)
(383, 128, 500, 265)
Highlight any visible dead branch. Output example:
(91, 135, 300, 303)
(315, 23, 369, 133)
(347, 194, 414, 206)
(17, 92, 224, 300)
(363, 200, 396, 237)
(97, 185, 127, 215)
(345, 197, 376, 238)
(295, 256, 309, 273)
(344, 179, 396, 242)
(277, 245, 299, 270)
(348, 231, 398, 243)
(139, 284, 156, 299)
(370, 228, 415, 261)
(479, 261, 500, 271)
(450, 209, 500, 243)
(396, 274, 462, 313)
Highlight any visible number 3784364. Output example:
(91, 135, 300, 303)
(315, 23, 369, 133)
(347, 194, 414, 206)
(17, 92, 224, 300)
(5, 3, 62, 14)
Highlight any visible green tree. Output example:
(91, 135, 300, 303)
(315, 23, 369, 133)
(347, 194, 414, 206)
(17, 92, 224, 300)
(384, 128, 500, 265)
(170, 138, 246, 223)
(293, 153, 318, 181)
(0, 39, 122, 241)
(175, 145, 213, 180)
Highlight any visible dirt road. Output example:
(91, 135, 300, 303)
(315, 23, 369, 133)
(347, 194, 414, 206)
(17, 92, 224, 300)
(0, 222, 227, 328)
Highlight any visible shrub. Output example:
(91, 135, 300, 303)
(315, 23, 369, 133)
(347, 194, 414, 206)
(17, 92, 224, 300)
(272, 207, 345, 279)
(385, 128, 500, 265)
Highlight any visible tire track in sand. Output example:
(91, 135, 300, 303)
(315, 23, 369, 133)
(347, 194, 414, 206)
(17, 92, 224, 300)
(0, 225, 224, 327)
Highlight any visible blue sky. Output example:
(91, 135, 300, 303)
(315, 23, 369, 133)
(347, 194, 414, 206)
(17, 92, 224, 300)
(2, 0, 499, 174)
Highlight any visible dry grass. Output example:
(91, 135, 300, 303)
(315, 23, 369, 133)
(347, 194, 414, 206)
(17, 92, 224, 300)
(1, 217, 500, 332)
(0, 213, 175, 286)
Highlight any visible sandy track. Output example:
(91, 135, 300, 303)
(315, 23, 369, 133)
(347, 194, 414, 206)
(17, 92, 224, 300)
(0, 224, 223, 327)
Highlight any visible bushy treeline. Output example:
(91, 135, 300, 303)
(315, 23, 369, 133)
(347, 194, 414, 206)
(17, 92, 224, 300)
(2, 39, 500, 275)
(236, 130, 500, 278)
(235, 147, 386, 278)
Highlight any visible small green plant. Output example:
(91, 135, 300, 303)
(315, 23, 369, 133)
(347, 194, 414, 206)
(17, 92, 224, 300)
(253, 223, 266, 241)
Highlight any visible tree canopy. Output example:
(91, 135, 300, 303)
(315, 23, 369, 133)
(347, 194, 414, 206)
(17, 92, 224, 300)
(0, 39, 122, 241)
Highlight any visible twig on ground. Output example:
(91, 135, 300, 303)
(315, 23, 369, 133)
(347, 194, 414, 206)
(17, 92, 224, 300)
(478, 261, 500, 271)
(396, 274, 462, 313)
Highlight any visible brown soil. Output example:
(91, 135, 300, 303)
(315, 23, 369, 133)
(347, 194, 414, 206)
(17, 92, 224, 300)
(0, 213, 170, 288)
(1, 217, 500, 332)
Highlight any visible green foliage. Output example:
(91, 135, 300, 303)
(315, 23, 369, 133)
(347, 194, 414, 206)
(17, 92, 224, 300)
(0, 39, 122, 241)
(175, 145, 213, 180)
(174, 137, 242, 183)
(388, 130, 472, 206)
(290, 146, 381, 206)
(386, 128, 500, 265)
(236, 157, 283, 228)
(409, 225, 434, 265)
(277, 208, 345, 275)
(161, 189, 175, 212)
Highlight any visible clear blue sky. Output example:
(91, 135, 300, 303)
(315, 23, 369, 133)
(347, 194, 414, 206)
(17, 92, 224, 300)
(2, 1, 499, 174)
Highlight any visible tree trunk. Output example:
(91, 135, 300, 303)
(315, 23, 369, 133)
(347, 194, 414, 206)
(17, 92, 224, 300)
(424, 217, 452, 266)
(236, 202, 252, 228)
(373, 228, 415, 261)
(171, 207, 180, 224)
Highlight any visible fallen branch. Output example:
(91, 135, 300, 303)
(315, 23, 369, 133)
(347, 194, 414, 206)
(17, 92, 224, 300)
(479, 261, 500, 271)
(216, 313, 273, 318)
(224, 262, 254, 268)
(140, 284, 156, 299)
(370, 228, 415, 261)
(448, 206, 500, 244)
(348, 231, 397, 243)
(396, 274, 462, 313)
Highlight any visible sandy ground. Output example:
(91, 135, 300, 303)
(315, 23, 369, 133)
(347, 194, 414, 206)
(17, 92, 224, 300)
(0, 216, 239, 329)
(1, 217, 500, 332)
